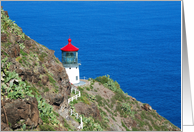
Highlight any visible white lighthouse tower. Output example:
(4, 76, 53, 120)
(61, 38, 81, 84)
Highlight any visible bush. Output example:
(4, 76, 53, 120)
(95, 76, 108, 84)
(41, 115, 49, 123)
(78, 86, 84, 92)
(95, 95, 103, 106)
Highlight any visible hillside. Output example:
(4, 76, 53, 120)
(1, 7, 180, 131)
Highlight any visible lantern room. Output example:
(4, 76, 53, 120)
(60, 38, 80, 84)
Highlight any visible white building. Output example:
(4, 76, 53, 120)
(61, 38, 81, 84)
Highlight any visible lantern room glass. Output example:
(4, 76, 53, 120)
(62, 51, 78, 65)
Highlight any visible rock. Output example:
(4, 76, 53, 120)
(135, 114, 141, 120)
(142, 104, 152, 111)
(41, 75, 49, 85)
(16, 35, 24, 43)
(109, 124, 119, 131)
(1, 33, 7, 42)
(8, 44, 20, 58)
(50, 93, 64, 106)
(24, 40, 34, 49)
(74, 102, 102, 121)
(38, 67, 46, 74)
(123, 117, 137, 128)
(55, 64, 64, 73)
(4, 11, 9, 17)
(130, 96, 136, 101)
(1, 96, 39, 129)
(9, 34, 17, 44)
(1, 122, 11, 131)
(49, 50, 55, 55)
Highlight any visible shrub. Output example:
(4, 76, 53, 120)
(95, 76, 108, 84)
(95, 95, 103, 106)
(41, 115, 49, 123)
(78, 86, 84, 92)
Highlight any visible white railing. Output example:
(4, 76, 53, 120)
(67, 83, 83, 129)
(70, 109, 83, 129)
(80, 76, 88, 80)
(68, 86, 81, 104)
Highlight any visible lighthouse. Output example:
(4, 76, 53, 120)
(61, 38, 81, 84)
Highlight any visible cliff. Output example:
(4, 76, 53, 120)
(1, 7, 181, 131)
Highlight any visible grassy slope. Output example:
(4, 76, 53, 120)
(70, 76, 180, 131)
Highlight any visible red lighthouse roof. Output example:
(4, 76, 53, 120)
(60, 38, 79, 52)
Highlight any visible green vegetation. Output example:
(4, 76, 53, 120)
(1, 8, 25, 40)
(82, 116, 103, 131)
(55, 58, 59, 63)
(47, 73, 56, 84)
(43, 87, 49, 92)
(39, 124, 55, 131)
(20, 49, 28, 56)
(35, 94, 60, 125)
(38, 52, 47, 62)
(121, 121, 130, 131)
(63, 119, 72, 131)
(95, 75, 121, 93)
(1, 58, 34, 99)
(1, 57, 60, 128)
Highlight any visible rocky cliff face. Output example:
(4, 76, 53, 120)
(1, 7, 71, 106)
(1, 7, 181, 131)
(1, 7, 71, 131)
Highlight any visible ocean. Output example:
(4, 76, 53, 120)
(1, 1, 181, 129)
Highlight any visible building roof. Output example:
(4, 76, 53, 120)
(60, 38, 79, 52)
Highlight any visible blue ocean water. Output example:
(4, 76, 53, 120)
(2, 1, 181, 129)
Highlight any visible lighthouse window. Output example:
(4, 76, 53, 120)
(76, 76, 78, 80)
(69, 67, 71, 69)
(76, 67, 77, 69)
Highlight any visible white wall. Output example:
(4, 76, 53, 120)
(65, 66, 80, 84)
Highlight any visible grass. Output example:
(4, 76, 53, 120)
(86, 87, 90, 91)
(20, 49, 27, 56)
(55, 58, 59, 63)
(63, 119, 72, 130)
(99, 108, 107, 116)
(29, 85, 40, 95)
(41, 115, 49, 123)
(78, 95, 90, 105)
(39, 124, 55, 131)
(37, 81, 43, 87)
(16, 56, 22, 62)
(47, 73, 56, 83)
(44, 87, 49, 92)
(132, 127, 138, 131)
(53, 111, 59, 117)
(140, 111, 147, 120)
(121, 121, 130, 131)
(38, 52, 47, 62)
(95, 95, 103, 106)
